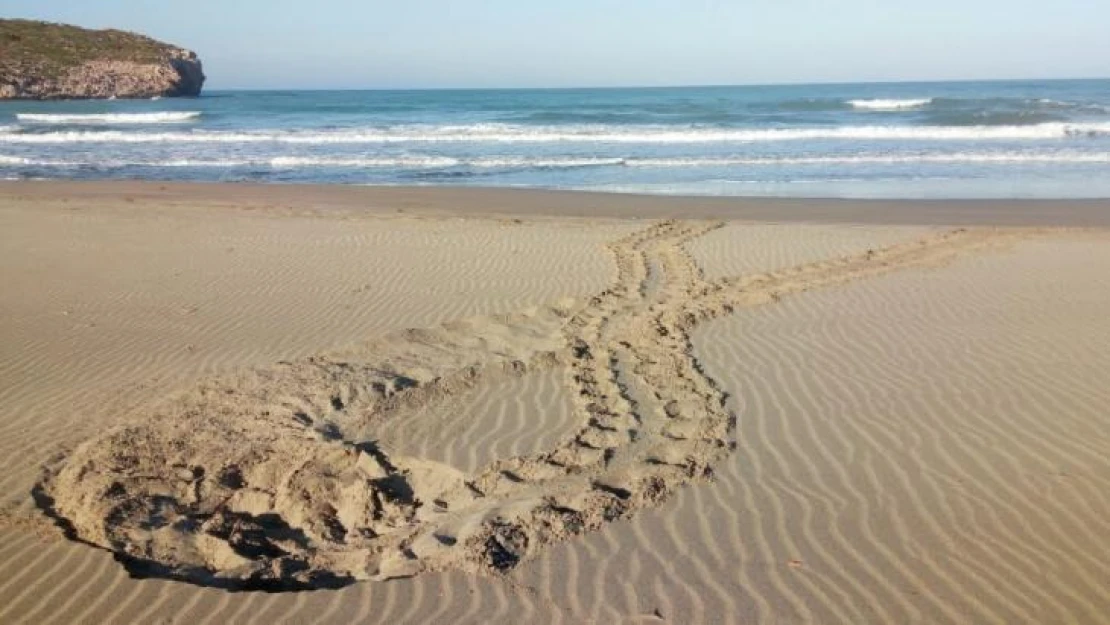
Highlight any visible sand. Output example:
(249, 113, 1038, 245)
(1, 182, 1108, 623)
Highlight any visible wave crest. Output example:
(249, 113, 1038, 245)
(15, 112, 203, 124)
(5, 152, 1110, 170)
(3, 121, 1109, 144)
(848, 98, 934, 111)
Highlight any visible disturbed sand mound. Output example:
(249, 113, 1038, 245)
(37, 221, 1014, 590)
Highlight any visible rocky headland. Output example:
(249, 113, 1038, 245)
(0, 19, 204, 99)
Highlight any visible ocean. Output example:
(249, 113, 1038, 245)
(2, 79, 1109, 198)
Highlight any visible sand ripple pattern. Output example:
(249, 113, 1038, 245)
(686, 222, 939, 280)
(676, 235, 1110, 624)
(0, 208, 623, 521)
(37, 220, 1010, 590)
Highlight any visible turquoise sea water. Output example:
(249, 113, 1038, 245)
(2, 79, 1109, 198)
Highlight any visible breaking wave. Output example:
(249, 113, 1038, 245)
(5, 152, 1110, 169)
(14, 112, 203, 124)
(849, 98, 934, 111)
(1, 121, 1109, 145)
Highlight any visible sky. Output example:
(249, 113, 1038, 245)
(3, 0, 1108, 90)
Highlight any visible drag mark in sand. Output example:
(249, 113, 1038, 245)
(35, 220, 1013, 590)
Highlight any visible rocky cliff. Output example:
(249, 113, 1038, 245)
(0, 19, 205, 99)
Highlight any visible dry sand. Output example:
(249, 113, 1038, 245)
(1, 182, 1108, 623)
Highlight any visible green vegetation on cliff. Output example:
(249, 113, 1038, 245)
(1, 19, 179, 77)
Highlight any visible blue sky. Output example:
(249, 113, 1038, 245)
(5, 0, 1107, 89)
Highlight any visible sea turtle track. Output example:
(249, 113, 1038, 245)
(35, 220, 1012, 590)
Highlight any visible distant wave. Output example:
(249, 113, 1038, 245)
(0, 155, 631, 169)
(846, 96, 1108, 113)
(0, 154, 82, 166)
(5, 152, 1110, 169)
(270, 156, 456, 168)
(2, 121, 1109, 144)
(628, 152, 1110, 166)
(515, 111, 652, 124)
(930, 97, 1109, 113)
(770, 98, 847, 112)
(160, 156, 625, 168)
(849, 98, 934, 111)
(14, 112, 203, 124)
(275, 156, 623, 168)
(0, 155, 619, 169)
(922, 111, 1068, 127)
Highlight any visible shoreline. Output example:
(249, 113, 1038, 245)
(4, 179, 1110, 227)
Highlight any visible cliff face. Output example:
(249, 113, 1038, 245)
(0, 19, 205, 100)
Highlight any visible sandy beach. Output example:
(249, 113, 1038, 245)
(1, 182, 1108, 624)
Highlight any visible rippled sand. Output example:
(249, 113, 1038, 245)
(1, 184, 1108, 623)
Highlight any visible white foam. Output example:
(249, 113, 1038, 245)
(849, 98, 934, 111)
(0, 155, 631, 169)
(148, 159, 253, 167)
(15, 112, 203, 124)
(472, 157, 626, 168)
(4, 151, 1110, 170)
(629, 152, 1110, 166)
(269, 155, 461, 168)
(272, 156, 623, 168)
(0, 155, 83, 166)
(1033, 98, 1107, 112)
(0, 154, 85, 166)
(2, 121, 1108, 145)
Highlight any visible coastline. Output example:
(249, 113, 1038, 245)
(5, 179, 1110, 226)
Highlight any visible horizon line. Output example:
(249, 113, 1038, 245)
(201, 76, 1110, 93)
